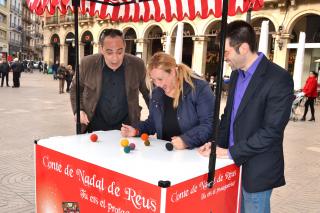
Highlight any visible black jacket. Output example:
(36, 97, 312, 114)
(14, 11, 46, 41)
(217, 55, 294, 192)
(0, 62, 10, 73)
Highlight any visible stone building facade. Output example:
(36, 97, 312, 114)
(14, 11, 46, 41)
(42, 0, 320, 86)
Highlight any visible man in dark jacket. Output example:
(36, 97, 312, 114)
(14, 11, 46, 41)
(0, 58, 10, 87)
(11, 58, 23, 88)
(70, 29, 149, 133)
(199, 20, 294, 213)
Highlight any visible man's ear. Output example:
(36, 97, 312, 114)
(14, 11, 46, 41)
(239, 43, 250, 55)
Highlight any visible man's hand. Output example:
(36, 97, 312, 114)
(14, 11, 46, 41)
(74, 110, 89, 125)
(171, 136, 187, 150)
(198, 143, 230, 159)
(198, 142, 212, 157)
(216, 147, 229, 159)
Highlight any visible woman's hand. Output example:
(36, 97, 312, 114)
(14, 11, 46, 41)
(171, 136, 187, 150)
(121, 124, 137, 137)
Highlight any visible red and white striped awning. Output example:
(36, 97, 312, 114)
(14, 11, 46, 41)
(27, 0, 264, 22)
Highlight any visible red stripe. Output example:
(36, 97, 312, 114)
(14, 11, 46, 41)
(99, 0, 107, 19)
(89, 0, 96, 16)
(187, 0, 195, 20)
(252, 0, 264, 11)
(30, 0, 39, 10)
(122, 4, 130, 22)
(111, 5, 120, 21)
(143, 1, 150, 22)
(215, 0, 222, 17)
(228, 0, 236, 16)
(175, 0, 183, 21)
(163, 0, 172, 22)
(133, 2, 140, 22)
(200, 0, 208, 19)
(153, 0, 161, 22)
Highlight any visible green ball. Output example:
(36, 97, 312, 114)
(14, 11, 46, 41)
(124, 146, 131, 153)
(144, 140, 150, 146)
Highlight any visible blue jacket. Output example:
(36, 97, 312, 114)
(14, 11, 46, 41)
(137, 78, 215, 148)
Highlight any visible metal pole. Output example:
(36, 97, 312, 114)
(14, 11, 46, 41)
(207, 0, 228, 188)
(73, 0, 81, 134)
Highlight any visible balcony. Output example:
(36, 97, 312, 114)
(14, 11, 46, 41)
(46, 16, 59, 25)
(10, 23, 23, 32)
(10, 5, 21, 14)
(9, 39, 20, 47)
(22, 14, 32, 24)
(79, 14, 93, 22)
(60, 15, 74, 23)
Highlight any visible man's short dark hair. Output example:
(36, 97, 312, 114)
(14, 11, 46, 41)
(99, 29, 124, 45)
(226, 20, 257, 53)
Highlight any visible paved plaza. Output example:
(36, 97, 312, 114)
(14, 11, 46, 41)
(0, 72, 319, 212)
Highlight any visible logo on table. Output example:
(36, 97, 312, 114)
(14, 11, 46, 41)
(62, 202, 80, 213)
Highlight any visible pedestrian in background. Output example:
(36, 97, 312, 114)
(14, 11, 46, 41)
(52, 61, 59, 80)
(11, 58, 23, 88)
(300, 71, 318, 122)
(65, 65, 74, 93)
(57, 64, 67, 94)
(0, 58, 11, 87)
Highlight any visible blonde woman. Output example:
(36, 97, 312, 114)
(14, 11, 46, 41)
(121, 52, 215, 149)
(65, 65, 74, 92)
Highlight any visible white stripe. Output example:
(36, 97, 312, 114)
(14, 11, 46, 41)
(149, 0, 155, 18)
(160, 188, 167, 213)
(106, 4, 114, 17)
(207, 0, 215, 13)
(236, 0, 243, 11)
(194, 0, 202, 15)
(118, 4, 126, 18)
(85, 0, 91, 12)
(170, 0, 177, 17)
(158, 0, 166, 18)
(132, 2, 137, 18)
(94, 1, 102, 14)
(181, 0, 190, 17)
(139, 1, 145, 19)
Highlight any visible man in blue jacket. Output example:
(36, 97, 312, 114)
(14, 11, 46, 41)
(199, 20, 294, 212)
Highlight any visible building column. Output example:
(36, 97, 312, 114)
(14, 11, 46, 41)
(93, 42, 100, 54)
(192, 36, 208, 76)
(60, 44, 68, 65)
(135, 39, 148, 63)
(272, 33, 291, 70)
(79, 43, 84, 60)
(43, 44, 53, 65)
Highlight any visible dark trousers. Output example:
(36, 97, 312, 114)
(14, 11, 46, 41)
(1, 72, 9, 86)
(13, 72, 20, 87)
(66, 79, 72, 92)
(303, 97, 316, 118)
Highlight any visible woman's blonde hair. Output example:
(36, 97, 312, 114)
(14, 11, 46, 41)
(146, 52, 201, 108)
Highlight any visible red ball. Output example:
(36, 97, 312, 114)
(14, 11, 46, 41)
(141, 133, 149, 141)
(90, 134, 98, 142)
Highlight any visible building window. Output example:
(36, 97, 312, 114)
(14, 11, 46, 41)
(0, 13, 6, 23)
(0, 30, 6, 41)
